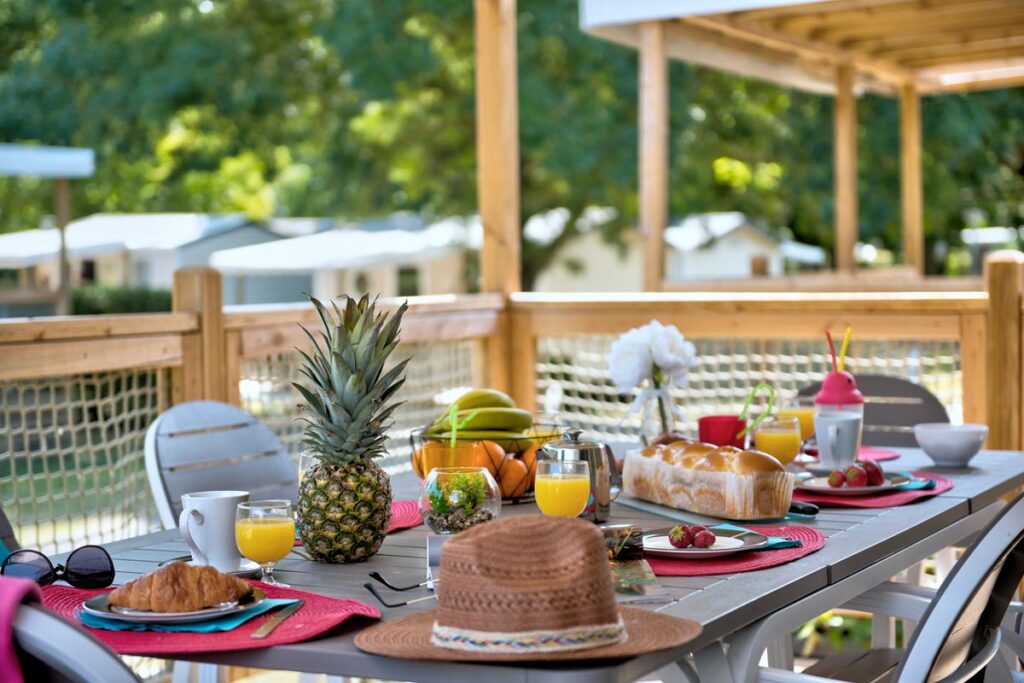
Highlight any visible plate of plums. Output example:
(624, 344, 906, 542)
(796, 461, 911, 496)
(643, 524, 769, 559)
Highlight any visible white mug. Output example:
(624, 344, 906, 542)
(179, 490, 249, 572)
(814, 411, 863, 471)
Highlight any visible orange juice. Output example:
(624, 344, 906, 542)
(535, 474, 591, 517)
(779, 407, 816, 441)
(236, 517, 295, 564)
(753, 429, 802, 465)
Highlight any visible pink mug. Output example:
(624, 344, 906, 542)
(698, 415, 747, 448)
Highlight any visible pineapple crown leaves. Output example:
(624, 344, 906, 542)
(293, 293, 410, 463)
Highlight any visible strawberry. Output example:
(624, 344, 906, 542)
(687, 525, 708, 536)
(862, 460, 885, 486)
(844, 464, 868, 487)
(827, 469, 846, 488)
(668, 525, 692, 548)
(692, 529, 716, 548)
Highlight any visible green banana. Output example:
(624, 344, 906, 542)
(451, 388, 516, 411)
(430, 407, 533, 434)
(436, 430, 535, 453)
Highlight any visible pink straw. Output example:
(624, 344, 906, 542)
(825, 331, 838, 373)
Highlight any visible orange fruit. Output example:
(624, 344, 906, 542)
(519, 445, 539, 487)
(475, 441, 506, 478)
(498, 457, 529, 498)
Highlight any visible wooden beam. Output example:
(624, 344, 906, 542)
(905, 45, 1024, 69)
(984, 251, 1024, 449)
(0, 312, 198, 343)
(0, 335, 184, 381)
(639, 21, 669, 292)
(930, 70, 1024, 93)
(900, 83, 924, 275)
(814, 5, 1024, 45)
(777, 0, 1020, 37)
(735, 0, 914, 24)
(867, 29, 1024, 60)
(684, 15, 917, 87)
(834, 65, 858, 273)
(475, 0, 521, 295)
(172, 267, 225, 402)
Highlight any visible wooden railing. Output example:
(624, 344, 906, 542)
(4, 253, 1024, 553)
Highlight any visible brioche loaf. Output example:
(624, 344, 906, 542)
(627, 442, 794, 520)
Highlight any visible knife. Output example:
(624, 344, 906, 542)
(251, 600, 303, 639)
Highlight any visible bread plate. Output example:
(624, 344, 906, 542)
(643, 527, 769, 559)
(795, 473, 912, 496)
(82, 589, 266, 624)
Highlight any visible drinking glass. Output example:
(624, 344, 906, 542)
(298, 451, 315, 483)
(778, 396, 817, 443)
(753, 416, 803, 466)
(535, 460, 591, 517)
(236, 500, 294, 586)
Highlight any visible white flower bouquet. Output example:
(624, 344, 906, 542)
(608, 321, 697, 439)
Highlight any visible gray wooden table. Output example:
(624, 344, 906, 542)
(60, 448, 1024, 683)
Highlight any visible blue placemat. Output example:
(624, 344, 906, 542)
(80, 598, 298, 633)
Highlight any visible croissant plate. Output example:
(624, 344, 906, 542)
(108, 562, 253, 613)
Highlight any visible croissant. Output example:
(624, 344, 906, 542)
(109, 562, 253, 612)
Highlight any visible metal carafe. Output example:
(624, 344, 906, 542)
(539, 428, 621, 523)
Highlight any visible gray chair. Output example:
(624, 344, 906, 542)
(144, 400, 299, 529)
(14, 604, 139, 683)
(757, 489, 1024, 682)
(1, 501, 19, 553)
(799, 374, 949, 447)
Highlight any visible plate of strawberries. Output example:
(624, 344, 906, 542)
(796, 461, 911, 496)
(643, 524, 769, 559)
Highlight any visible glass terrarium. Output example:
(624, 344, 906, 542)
(419, 466, 501, 535)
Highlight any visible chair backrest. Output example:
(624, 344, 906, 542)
(14, 603, 139, 683)
(798, 374, 949, 447)
(0, 502, 20, 554)
(145, 400, 299, 529)
(894, 491, 1024, 682)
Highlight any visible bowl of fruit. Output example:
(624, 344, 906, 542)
(411, 388, 556, 501)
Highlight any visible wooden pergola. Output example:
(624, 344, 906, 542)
(471, 0, 1024, 295)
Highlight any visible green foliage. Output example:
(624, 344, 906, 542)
(428, 471, 487, 514)
(71, 285, 171, 315)
(0, 0, 1021, 281)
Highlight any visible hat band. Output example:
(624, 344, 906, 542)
(430, 617, 627, 654)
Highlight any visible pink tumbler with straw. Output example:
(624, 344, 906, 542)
(815, 330, 864, 416)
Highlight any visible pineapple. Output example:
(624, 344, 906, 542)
(293, 294, 409, 563)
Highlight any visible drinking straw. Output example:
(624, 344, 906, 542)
(838, 326, 853, 372)
(737, 383, 776, 438)
(448, 405, 480, 448)
(825, 331, 838, 373)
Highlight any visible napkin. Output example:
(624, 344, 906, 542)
(711, 523, 803, 550)
(895, 474, 936, 491)
(79, 598, 299, 633)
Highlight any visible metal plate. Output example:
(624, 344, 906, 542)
(643, 526, 770, 559)
(82, 589, 267, 624)
(796, 473, 912, 496)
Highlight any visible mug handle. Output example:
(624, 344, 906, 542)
(827, 425, 839, 464)
(178, 508, 207, 566)
(603, 444, 622, 501)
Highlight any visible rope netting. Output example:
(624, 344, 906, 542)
(240, 340, 478, 474)
(1, 369, 168, 554)
(537, 336, 962, 447)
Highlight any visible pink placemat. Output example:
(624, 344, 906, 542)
(41, 582, 379, 656)
(792, 472, 952, 508)
(805, 446, 900, 462)
(645, 525, 824, 577)
(296, 499, 422, 545)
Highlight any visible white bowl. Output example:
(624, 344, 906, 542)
(913, 423, 987, 467)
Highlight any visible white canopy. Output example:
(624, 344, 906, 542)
(209, 217, 480, 275)
(0, 144, 95, 178)
(0, 213, 247, 268)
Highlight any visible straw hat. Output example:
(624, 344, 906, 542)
(354, 516, 701, 661)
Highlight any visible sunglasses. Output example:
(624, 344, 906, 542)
(1, 545, 115, 589)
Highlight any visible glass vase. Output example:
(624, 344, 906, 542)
(640, 386, 677, 445)
(419, 466, 501, 535)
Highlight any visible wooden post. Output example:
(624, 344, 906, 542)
(172, 267, 225, 404)
(481, 311, 511, 394)
(509, 310, 537, 412)
(475, 0, 521, 295)
(984, 251, 1024, 450)
(834, 65, 858, 273)
(639, 21, 669, 292)
(54, 178, 71, 316)
(900, 82, 924, 275)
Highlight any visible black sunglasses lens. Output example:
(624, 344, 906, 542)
(65, 546, 114, 589)
(2, 550, 55, 585)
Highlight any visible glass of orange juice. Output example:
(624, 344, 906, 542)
(535, 460, 591, 517)
(753, 416, 803, 466)
(236, 500, 295, 586)
(779, 397, 817, 443)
